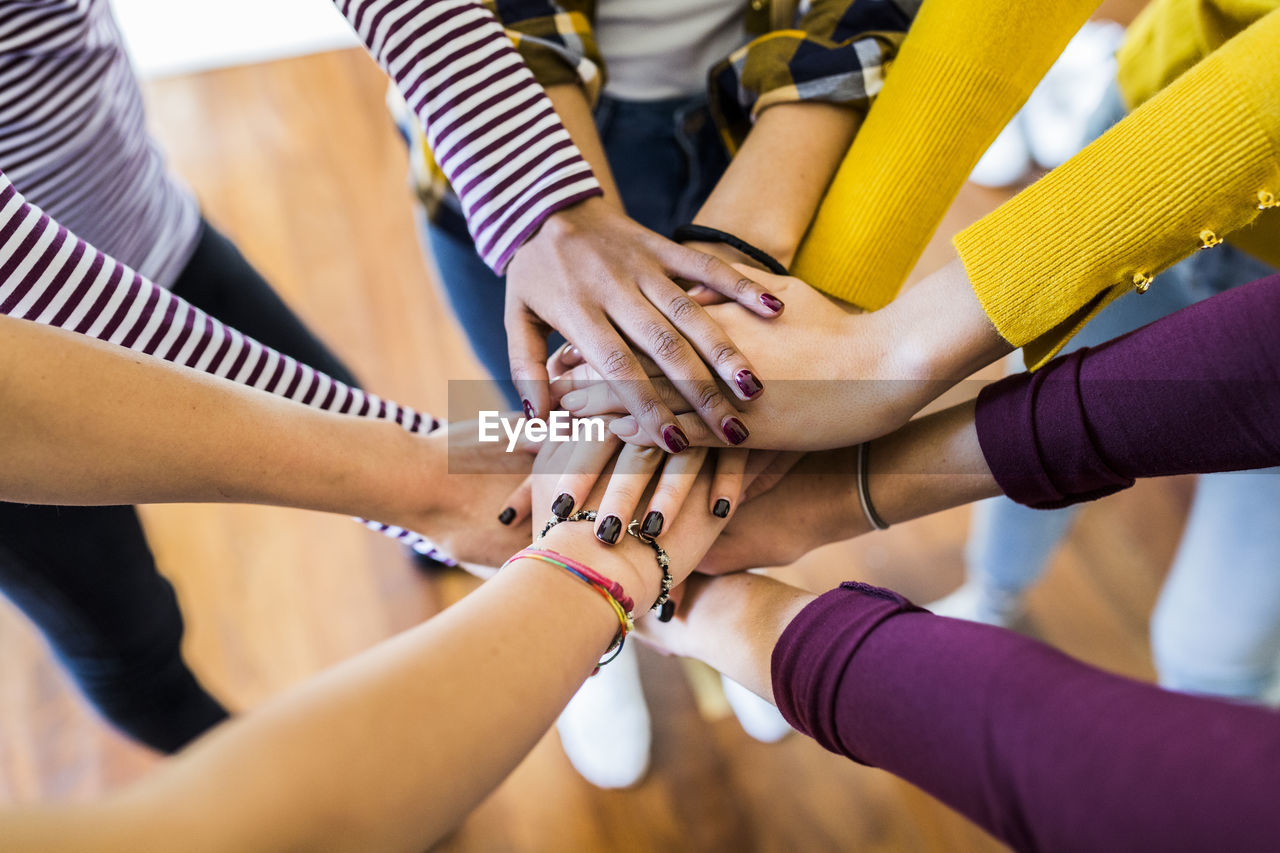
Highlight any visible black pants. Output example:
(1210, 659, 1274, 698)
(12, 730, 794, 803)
(0, 220, 357, 753)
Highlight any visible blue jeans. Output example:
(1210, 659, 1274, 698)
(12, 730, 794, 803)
(421, 93, 730, 408)
(966, 86, 1280, 699)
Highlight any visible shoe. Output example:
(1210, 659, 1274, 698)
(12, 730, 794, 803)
(1021, 20, 1125, 169)
(926, 579, 1025, 628)
(555, 641, 651, 789)
(721, 675, 791, 743)
(969, 121, 1033, 188)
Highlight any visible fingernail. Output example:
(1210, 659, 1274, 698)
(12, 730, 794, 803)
(657, 599, 676, 622)
(713, 498, 731, 518)
(559, 342, 582, 363)
(759, 293, 783, 314)
(498, 507, 516, 526)
(561, 390, 586, 412)
(641, 511, 664, 538)
(663, 424, 689, 453)
(522, 398, 537, 419)
(735, 369, 763, 399)
(552, 493, 575, 519)
(596, 514, 622, 545)
(610, 418, 640, 438)
(721, 416, 749, 446)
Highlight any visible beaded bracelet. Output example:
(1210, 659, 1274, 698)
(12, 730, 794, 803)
(539, 510, 673, 612)
(502, 546, 634, 674)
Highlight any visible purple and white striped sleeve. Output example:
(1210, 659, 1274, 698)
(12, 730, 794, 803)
(335, 0, 603, 272)
(0, 170, 449, 561)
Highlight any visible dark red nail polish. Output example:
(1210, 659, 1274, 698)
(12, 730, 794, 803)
(657, 599, 676, 622)
(713, 498, 731, 518)
(498, 507, 516, 526)
(735, 369, 763, 399)
(596, 515, 622, 545)
(522, 398, 537, 419)
(663, 424, 689, 453)
(759, 293, 784, 313)
(552, 493, 575, 519)
(721, 416, 749, 446)
(641, 511, 664, 538)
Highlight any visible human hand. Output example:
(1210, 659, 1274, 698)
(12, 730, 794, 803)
(505, 197, 785, 453)
(377, 421, 536, 571)
(551, 267, 935, 451)
(529, 438, 732, 611)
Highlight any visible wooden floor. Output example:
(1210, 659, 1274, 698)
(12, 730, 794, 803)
(0, 6, 1178, 850)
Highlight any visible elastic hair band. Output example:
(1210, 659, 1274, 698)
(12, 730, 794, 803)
(672, 224, 789, 276)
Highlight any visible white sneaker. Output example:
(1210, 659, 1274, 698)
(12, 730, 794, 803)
(555, 641, 651, 789)
(721, 675, 792, 743)
(927, 579, 1025, 628)
(969, 121, 1033, 188)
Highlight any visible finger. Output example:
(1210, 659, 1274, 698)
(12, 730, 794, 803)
(580, 319, 691, 454)
(546, 339, 584, 379)
(708, 448, 748, 519)
(744, 451, 804, 501)
(658, 243, 785, 317)
(684, 284, 729, 306)
(496, 475, 533, 527)
(560, 373, 687, 419)
(594, 443, 666, 545)
(643, 278, 765, 403)
(610, 410, 744, 450)
(547, 429, 620, 520)
(614, 300, 750, 447)
(505, 305, 551, 420)
(640, 446, 709, 539)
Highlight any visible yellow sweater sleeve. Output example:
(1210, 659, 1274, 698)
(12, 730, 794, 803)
(954, 8, 1280, 368)
(790, 0, 1100, 309)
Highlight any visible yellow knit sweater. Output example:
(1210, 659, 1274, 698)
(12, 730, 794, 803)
(791, 0, 1100, 308)
(955, 6, 1280, 366)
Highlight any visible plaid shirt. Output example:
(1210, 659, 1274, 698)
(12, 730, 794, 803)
(399, 0, 920, 230)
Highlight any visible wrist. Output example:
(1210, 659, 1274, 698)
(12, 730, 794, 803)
(536, 523, 663, 612)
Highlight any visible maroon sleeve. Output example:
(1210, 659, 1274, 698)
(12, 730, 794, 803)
(975, 272, 1280, 508)
(772, 582, 1280, 852)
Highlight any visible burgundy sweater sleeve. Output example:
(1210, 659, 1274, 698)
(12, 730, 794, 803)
(772, 582, 1280, 852)
(975, 271, 1280, 508)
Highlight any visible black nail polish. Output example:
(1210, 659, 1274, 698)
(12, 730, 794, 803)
(522, 398, 537, 419)
(657, 599, 676, 622)
(641, 511, 664, 538)
(498, 507, 516, 526)
(713, 498, 731, 518)
(551, 493, 575, 519)
(735, 369, 763, 399)
(721, 416, 749, 446)
(596, 514, 622, 545)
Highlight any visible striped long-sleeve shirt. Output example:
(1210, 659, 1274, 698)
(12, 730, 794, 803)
(0, 0, 601, 275)
(0, 168, 446, 558)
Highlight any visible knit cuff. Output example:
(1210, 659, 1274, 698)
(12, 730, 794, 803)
(956, 16, 1280, 369)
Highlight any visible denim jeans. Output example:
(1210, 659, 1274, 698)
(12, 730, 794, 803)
(0, 220, 359, 751)
(421, 92, 730, 408)
(965, 85, 1280, 699)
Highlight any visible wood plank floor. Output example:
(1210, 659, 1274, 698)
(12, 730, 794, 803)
(0, 6, 1172, 849)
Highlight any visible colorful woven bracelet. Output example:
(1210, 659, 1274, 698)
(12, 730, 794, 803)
(539, 510, 672, 612)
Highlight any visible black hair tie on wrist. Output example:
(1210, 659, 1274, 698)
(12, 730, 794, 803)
(672, 224, 789, 276)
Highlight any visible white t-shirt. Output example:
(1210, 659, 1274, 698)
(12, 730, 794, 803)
(594, 0, 750, 100)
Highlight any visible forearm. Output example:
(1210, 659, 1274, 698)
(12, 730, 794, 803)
(0, 315, 421, 520)
(692, 103, 860, 267)
(6, 544, 629, 852)
(772, 582, 1280, 851)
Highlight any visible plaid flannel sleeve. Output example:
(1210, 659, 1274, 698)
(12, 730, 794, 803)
(710, 0, 920, 151)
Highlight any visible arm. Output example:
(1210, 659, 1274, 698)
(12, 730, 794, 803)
(0, 443, 730, 852)
(0, 314, 534, 566)
(653, 574, 1280, 852)
(702, 268, 1280, 572)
